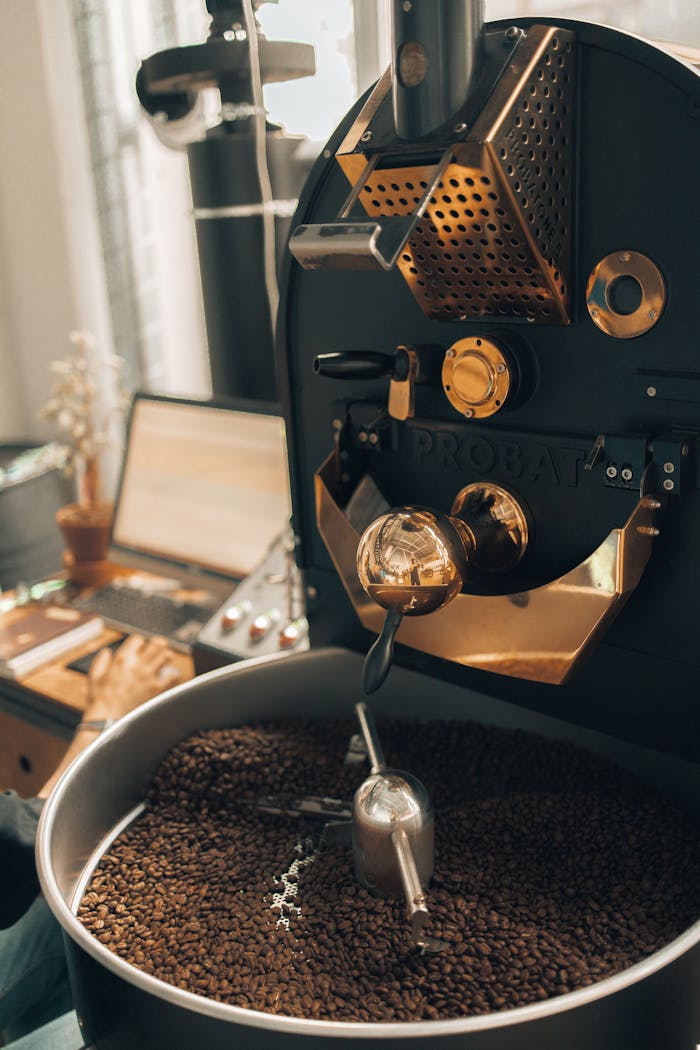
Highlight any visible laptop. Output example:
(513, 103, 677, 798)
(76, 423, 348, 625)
(73, 393, 292, 646)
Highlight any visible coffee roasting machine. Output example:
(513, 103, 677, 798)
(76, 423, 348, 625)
(38, 1, 700, 1047)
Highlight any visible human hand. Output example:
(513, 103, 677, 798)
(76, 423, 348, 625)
(83, 634, 182, 724)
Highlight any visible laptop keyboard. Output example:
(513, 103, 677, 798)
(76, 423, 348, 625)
(74, 584, 212, 642)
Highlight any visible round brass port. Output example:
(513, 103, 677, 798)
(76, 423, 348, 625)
(451, 482, 529, 573)
(442, 337, 512, 419)
(586, 251, 665, 338)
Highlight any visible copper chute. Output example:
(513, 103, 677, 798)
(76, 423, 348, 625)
(315, 450, 661, 686)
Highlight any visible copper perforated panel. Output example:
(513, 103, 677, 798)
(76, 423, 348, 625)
(350, 27, 574, 324)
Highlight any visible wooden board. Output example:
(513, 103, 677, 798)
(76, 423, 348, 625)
(0, 590, 195, 795)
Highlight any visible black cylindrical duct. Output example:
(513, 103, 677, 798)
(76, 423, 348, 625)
(136, 1, 315, 403)
(188, 128, 311, 401)
(392, 0, 484, 140)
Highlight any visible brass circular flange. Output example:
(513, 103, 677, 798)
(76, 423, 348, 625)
(442, 337, 512, 418)
(450, 482, 529, 573)
(586, 251, 665, 339)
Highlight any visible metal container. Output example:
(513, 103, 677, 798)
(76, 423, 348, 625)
(37, 648, 700, 1049)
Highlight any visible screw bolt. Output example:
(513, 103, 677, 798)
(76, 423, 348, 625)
(360, 130, 372, 143)
(620, 252, 631, 262)
(403, 0, 412, 10)
(464, 408, 475, 418)
(620, 467, 633, 482)
(453, 122, 468, 135)
(606, 465, 618, 480)
(637, 525, 661, 537)
(368, 432, 379, 446)
(663, 461, 675, 474)
(332, 418, 343, 430)
(306, 585, 318, 600)
(505, 25, 520, 40)
(358, 430, 368, 443)
(591, 307, 599, 318)
(496, 363, 506, 374)
(646, 386, 657, 397)
(663, 478, 674, 491)
(445, 348, 456, 358)
(648, 310, 657, 320)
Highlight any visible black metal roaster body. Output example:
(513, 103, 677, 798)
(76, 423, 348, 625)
(37, 10, 700, 1049)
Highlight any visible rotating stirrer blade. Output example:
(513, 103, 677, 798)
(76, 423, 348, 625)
(352, 702, 448, 953)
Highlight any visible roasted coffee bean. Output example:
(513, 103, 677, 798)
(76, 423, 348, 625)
(77, 719, 700, 1023)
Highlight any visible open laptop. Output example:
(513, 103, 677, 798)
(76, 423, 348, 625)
(73, 393, 292, 646)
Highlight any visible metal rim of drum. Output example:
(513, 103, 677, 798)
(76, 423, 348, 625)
(442, 336, 512, 418)
(36, 651, 700, 1039)
(585, 251, 666, 338)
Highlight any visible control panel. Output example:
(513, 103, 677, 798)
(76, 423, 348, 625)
(192, 536, 308, 674)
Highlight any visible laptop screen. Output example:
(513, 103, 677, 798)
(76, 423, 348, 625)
(112, 395, 291, 581)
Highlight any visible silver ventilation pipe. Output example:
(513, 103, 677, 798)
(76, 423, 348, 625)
(392, 0, 485, 140)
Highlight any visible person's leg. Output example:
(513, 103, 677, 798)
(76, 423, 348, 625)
(4, 1010, 83, 1050)
(0, 895, 73, 1042)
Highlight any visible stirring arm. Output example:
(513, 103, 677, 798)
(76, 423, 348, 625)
(391, 826, 430, 946)
(355, 700, 387, 773)
(354, 701, 447, 953)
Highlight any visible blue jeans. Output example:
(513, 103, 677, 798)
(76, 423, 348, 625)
(0, 895, 82, 1049)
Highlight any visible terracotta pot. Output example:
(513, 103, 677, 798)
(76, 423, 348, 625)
(56, 502, 114, 586)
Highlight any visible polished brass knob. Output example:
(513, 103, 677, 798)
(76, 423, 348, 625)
(442, 337, 513, 419)
(357, 507, 470, 693)
(357, 483, 529, 692)
(357, 507, 472, 615)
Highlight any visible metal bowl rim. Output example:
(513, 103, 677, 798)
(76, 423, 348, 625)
(36, 649, 700, 1038)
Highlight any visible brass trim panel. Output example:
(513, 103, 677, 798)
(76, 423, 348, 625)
(586, 250, 666, 339)
(316, 451, 660, 686)
(336, 26, 575, 325)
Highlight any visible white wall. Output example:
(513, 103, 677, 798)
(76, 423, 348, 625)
(0, 0, 210, 457)
(0, 3, 83, 443)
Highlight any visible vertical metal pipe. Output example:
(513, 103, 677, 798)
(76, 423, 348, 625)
(391, 0, 484, 140)
(355, 701, 387, 774)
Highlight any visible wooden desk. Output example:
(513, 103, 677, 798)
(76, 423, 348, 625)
(0, 609, 194, 797)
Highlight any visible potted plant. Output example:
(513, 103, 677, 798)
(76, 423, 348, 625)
(39, 330, 129, 584)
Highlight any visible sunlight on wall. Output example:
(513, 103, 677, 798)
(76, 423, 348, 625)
(488, 0, 700, 47)
(257, 0, 699, 157)
(258, 0, 356, 143)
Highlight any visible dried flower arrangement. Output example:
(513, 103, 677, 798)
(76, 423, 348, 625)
(39, 330, 130, 519)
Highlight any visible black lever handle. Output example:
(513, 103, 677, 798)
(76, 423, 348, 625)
(363, 608, 402, 694)
(314, 351, 397, 380)
(314, 349, 414, 381)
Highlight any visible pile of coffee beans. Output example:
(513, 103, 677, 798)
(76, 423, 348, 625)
(77, 718, 700, 1022)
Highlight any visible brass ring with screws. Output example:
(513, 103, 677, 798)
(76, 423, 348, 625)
(586, 250, 665, 339)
